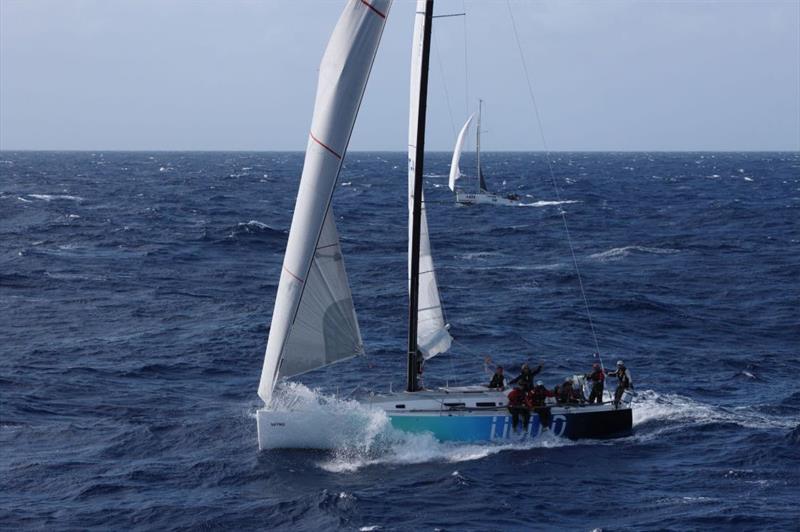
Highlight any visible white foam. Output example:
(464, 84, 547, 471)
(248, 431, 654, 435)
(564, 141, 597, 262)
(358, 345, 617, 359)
(589, 245, 680, 262)
(267, 384, 574, 473)
(28, 194, 84, 202)
(631, 389, 795, 432)
(243, 220, 269, 229)
(517, 200, 580, 207)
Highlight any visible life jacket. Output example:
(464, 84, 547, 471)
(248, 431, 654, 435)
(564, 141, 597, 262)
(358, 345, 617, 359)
(615, 367, 631, 388)
(588, 368, 605, 383)
(507, 388, 525, 407)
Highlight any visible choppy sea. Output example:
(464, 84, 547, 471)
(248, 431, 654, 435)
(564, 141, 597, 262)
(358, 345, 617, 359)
(1, 151, 798, 531)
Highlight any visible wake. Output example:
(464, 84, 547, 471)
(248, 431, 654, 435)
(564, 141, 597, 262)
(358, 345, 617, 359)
(252, 385, 793, 472)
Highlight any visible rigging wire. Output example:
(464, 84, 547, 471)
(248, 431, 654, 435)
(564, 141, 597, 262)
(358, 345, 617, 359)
(432, 30, 458, 137)
(462, 0, 470, 118)
(505, 0, 605, 371)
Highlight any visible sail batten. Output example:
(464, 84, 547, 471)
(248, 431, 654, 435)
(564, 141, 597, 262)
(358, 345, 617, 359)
(258, 0, 392, 405)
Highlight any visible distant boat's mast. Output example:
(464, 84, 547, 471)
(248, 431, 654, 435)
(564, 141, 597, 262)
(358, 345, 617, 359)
(407, 0, 434, 393)
(476, 98, 482, 193)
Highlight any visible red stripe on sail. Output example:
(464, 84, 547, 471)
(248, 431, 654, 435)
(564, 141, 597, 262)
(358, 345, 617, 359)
(283, 267, 304, 284)
(309, 132, 342, 160)
(360, 0, 386, 19)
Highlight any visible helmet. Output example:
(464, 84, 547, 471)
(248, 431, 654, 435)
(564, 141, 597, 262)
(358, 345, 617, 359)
(536, 380, 544, 387)
(617, 360, 624, 367)
(593, 363, 600, 369)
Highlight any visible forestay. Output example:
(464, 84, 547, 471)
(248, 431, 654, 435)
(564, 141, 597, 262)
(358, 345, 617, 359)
(409, 0, 452, 359)
(258, 0, 392, 404)
(448, 113, 475, 192)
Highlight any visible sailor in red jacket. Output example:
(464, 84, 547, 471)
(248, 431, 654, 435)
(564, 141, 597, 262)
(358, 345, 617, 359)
(507, 382, 532, 432)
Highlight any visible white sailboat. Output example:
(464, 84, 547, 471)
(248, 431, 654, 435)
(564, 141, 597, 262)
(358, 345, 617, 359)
(256, 0, 632, 450)
(449, 100, 521, 206)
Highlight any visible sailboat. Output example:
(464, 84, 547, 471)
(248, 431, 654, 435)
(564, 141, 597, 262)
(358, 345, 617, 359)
(256, 0, 632, 450)
(449, 100, 521, 206)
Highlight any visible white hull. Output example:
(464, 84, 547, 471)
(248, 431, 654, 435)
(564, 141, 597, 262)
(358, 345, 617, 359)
(455, 191, 520, 206)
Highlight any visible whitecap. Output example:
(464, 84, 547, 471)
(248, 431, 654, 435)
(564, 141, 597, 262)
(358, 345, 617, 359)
(631, 389, 796, 433)
(517, 200, 579, 207)
(28, 194, 84, 202)
(588, 245, 680, 262)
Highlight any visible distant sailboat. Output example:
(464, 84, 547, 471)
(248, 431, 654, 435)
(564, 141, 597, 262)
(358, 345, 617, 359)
(256, 0, 632, 450)
(449, 100, 521, 205)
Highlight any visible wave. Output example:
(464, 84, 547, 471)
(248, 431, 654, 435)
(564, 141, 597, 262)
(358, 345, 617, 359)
(631, 389, 796, 433)
(213, 220, 286, 242)
(517, 200, 580, 207)
(588, 245, 680, 262)
(28, 194, 84, 202)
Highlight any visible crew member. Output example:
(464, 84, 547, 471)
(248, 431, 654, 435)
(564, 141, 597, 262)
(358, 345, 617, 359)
(509, 362, 543, 391)
(528, 380, 554, 428)
(507, 382, 532, 432)
(488, 366, 506, 390)
(558, 378, 581, 405)
(585, 362, 605, 404)
(606, 360, 633, 408)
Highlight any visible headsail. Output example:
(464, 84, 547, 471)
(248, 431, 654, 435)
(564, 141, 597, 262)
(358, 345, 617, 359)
(409, 0, 452, 360)
(448, 113, 475, 192)
(279, 209, 362, 378)
(258, 0, 392, 404)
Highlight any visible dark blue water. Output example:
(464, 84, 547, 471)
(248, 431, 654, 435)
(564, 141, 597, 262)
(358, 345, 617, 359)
(1, 151, 798, 530)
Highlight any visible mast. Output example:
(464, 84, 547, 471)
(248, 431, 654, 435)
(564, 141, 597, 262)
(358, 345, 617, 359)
(407, 0, 434, 393)
(476, 98, 482, 193)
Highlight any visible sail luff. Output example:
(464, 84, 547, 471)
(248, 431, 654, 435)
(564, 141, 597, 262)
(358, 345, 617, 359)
(448, 113, 475, 192)
(408, 0, 452, 365)
(258, 0, 392, 405)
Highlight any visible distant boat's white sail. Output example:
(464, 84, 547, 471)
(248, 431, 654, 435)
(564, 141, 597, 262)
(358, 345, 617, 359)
(448, 113, 475, 192)
(409, 0, 452, 359)
(258, 0, 392, 404)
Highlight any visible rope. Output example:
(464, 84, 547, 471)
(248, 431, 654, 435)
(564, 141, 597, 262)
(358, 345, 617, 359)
(505, 0, 604, 371)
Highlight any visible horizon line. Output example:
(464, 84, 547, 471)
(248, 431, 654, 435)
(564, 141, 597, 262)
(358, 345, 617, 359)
(1, 148, 798, 154)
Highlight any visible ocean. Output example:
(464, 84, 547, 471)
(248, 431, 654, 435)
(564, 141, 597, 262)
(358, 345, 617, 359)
(1, 151, 798, 530)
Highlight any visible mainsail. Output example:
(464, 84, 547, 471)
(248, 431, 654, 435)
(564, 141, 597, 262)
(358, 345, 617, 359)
(448, 113, 475, 192)
(409, 0, 452, 360)
(258, 0, 392, 404)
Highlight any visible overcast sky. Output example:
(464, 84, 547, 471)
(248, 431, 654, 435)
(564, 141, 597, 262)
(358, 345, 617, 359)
(1, 0, 798, 151)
